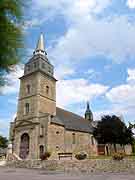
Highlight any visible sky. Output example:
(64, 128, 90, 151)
(0, 0, 135, 137)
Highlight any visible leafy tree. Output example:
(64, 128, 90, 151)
(0, 135, 8, 148)
(0, 0, 25, 86)
(93, 115, 134, 152)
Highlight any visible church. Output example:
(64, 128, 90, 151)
(9, 33, 98, 160)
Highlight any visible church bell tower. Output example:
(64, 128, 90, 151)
(17, 33, 57, 122)
(10, 33, 57, 159)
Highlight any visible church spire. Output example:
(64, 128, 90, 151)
(86, 101, 90, 111)
(24, 33, 54, 77)
(33, 33, 47, 55)
(85, 101, 93, 122)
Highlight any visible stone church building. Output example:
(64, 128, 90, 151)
(9, 33, 98, 160)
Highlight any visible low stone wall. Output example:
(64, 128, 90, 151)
(6, 159, 135, 174)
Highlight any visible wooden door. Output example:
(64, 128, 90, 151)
(19, 133, 29, 159)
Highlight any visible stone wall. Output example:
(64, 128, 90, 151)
(47, 123, 98, 159)
(17, 71, 56, 121)
(6, 159, 135, 174)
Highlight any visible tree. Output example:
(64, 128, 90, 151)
(0, 0, 25, 86)
(93, 115, 134, 152)
(0, 135, 8, 148)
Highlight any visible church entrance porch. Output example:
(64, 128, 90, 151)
(19, 133, 30, 159)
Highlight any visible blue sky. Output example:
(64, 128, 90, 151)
(0, 0, 135, 137)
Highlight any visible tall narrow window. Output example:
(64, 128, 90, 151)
(91, 136, 94, 145)
(27, 84, 30, 94)
(46, 86, 49, 94)
(39, 145, 44, 159)
(40, 125, 44, 137)
(72, 133, 76, 144)
(25, 103, 29, 114)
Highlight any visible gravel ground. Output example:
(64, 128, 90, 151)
(0, 167, 135, 180)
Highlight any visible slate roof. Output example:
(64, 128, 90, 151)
(51, 107, 94, 133)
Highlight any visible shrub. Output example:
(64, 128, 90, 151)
(112, 152, 125, 161)
(40, 152, 51, 160)
(75, 152, 87, 160)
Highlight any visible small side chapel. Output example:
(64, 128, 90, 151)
(9, 33, 98, 160)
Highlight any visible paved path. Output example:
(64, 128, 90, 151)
(0, 167, 135, 180)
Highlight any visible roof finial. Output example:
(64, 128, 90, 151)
(34, 33, 47, 55)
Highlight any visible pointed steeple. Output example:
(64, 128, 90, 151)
(24, 33, 54, 77)
(86, 101, 90, 111)
(85, 101, 93, 122)
(33, 33, 47, 55)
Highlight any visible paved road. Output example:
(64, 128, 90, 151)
(0, 167, 135, 180)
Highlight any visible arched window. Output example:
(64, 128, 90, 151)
(72, 133, 76, 144)
(46, 86, 49, 94)
(26, 84, 30, 94)
(25, 103, 29, 114)
(39, 145, 44, 159)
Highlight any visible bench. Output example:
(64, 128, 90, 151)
(58, 152, 72, 160)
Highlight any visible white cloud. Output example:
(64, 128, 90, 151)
(0, 64, 24, 95)
(33, 0, 111, 19)
(106, 84, 135, 107)
(94, 109, 114, 120)
(0, 63, 108, 112)
(54, 65, 75, 80)
(31, 0, 135, 64)
(57, 78, 108, 107)
(49, 16, 135, 64)
(106, 68, 135, 119)
(127, 68, 135, 82)
(127, 0, 135, 9)
(85, 69, 101, 80)
(106, 68, 135, 105)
